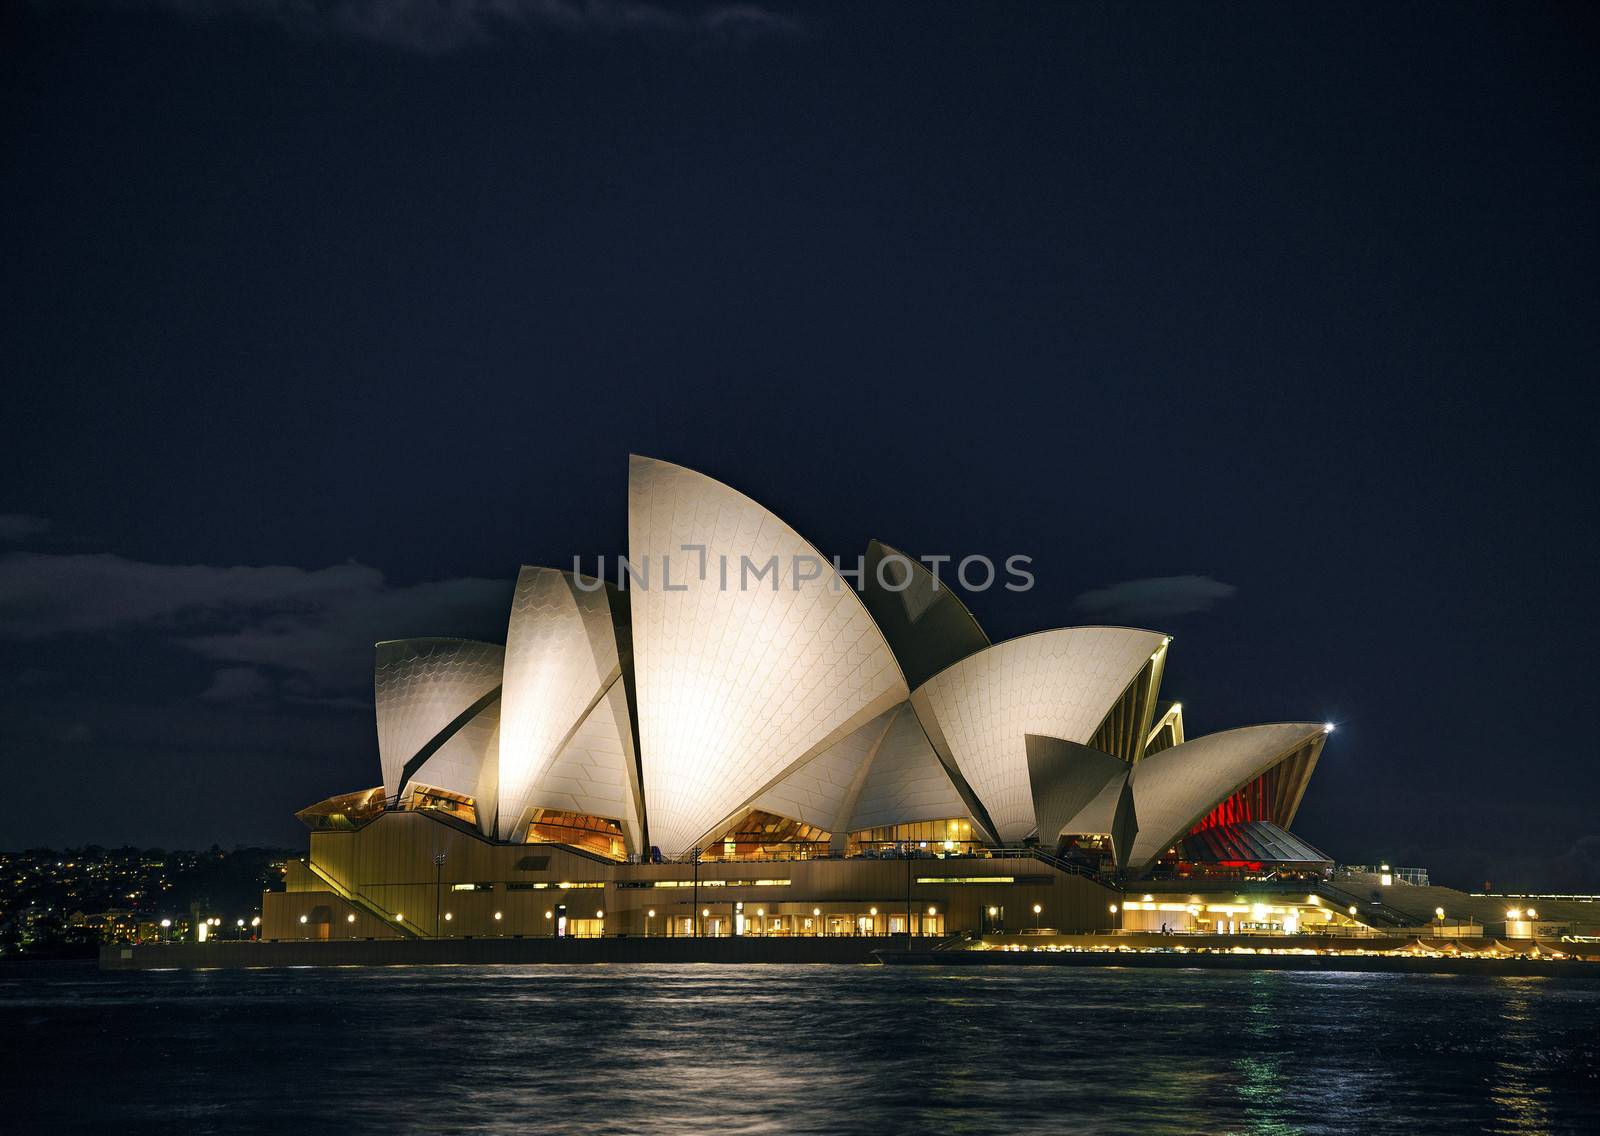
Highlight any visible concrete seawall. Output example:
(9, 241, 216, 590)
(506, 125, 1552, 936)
(100, 937, 1600, 977)
(100, 936, 916, 970)
(875, 949, 1600, 978)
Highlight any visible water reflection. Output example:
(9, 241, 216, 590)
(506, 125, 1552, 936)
(2, 964, 1596, 1135)
(1236, 973, 1295, 1135)
(1489, 978, 1554, 1135)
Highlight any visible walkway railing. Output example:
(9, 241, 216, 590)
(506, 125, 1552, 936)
(662, 841, 1112, 881)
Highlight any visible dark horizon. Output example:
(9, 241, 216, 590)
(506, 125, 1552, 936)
(3, 2, 1597, 892)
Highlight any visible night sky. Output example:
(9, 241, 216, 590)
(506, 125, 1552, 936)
(4, 2, 1596, 890)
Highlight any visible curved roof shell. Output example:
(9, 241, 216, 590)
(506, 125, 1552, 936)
(1126, 722, 1329, 874)
(909, 626, 1168, 842)
(747, 701, 980, 843)
(410, 697, 502, 834)
(373, 638, 503, 796)
(628, 455, 909, 856)
(858, 540, 990, 690)
(848, 703, 976, 834)
(750, 705, 899, 837)
(1025, 734, 1136, 867)
(529, 677, 644, 853)
(496, 567, 628, 841)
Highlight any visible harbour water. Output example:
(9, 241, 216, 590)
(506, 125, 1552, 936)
(6, 962, 1597, 1134)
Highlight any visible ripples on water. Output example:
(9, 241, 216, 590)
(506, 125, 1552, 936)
(4, 962, 1597, 1134)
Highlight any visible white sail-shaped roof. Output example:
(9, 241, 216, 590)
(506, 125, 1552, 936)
(410, 697, 501, 836)
(496, 567, 626, 841)
(847, 703, 973, 833)
(1126, 722, 1329, 874)
(1025, 735, 1130, 839)
(751, 706, 899, 834)
(858, 540, 990, 690)
(909, 627, 1168, 842)
(373, 638, 503, 800)
(628, 456, 909, 856)
(1025, 734, 1135, 868)
(528, 678, 644, 854)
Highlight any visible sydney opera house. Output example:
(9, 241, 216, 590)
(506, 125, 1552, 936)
(263, 456, 1340, 942)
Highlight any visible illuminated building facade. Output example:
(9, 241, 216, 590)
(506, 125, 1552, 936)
(263, 457, 1338, 941)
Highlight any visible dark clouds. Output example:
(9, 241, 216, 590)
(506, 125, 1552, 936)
(0, 514, 51, 543)
(1072, 575, 1239, 621)
(199, 665, 275, 702)
(0, 541, 512, 846)
(92, 0, 802, 53)
(0, 549, 511, 696)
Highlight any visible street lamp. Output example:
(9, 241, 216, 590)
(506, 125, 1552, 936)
(299, 914, 308, 940)
(160, 917, 171, 943)
(755, 908, 765, 936)
(433, 851, 447, 939)
(813, 907, 822, 937)
(251, 915, 260, 940)
(1033, 903, 1042, 931)
(346, 912, 356, 939)
(646, 909, 655, 937)
(596, 909, 605, 938)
